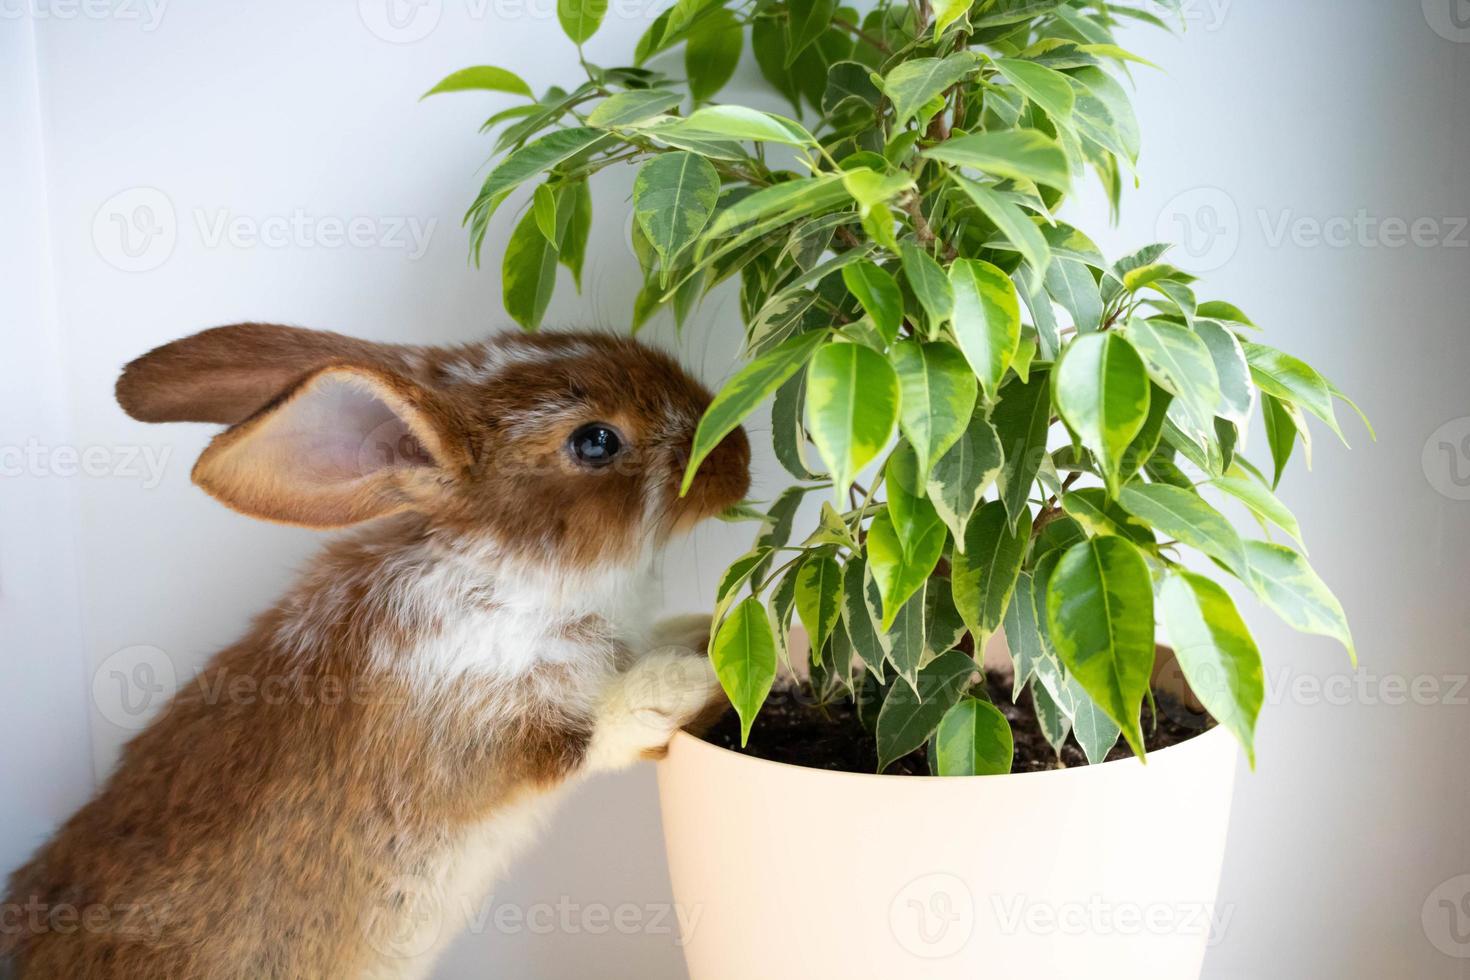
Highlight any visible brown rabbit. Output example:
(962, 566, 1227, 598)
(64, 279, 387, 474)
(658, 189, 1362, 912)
(0, 324, 749, 979)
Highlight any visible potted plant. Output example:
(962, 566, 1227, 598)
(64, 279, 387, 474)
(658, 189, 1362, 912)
(429, 0, 1364, 973)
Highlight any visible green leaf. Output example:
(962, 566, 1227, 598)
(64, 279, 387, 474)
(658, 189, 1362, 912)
(1012, 331, 1038, 383)
(532, 183, 558, 242)
(841, 168, 917, 216)
(503, 205, 563, 331)
(826, 616, 855, 688)
(875, 648, 976, 771)
(712, 547, 775, 623)
(633, 152, 721, 275)
(1044, 257, 1102, 333)
(1118, 482, 1249, 576)
(927, 412, 1003, 544)
(1054, 332, 1151, 495)
(1122, 263, 1192, 293)
(1117, 384, 1171, 480)
(1002, 570, 1043, 696)
(751, 12, 801, 110)
(1243, 540, 1355, 664)
(993, 57, 1075, 120)
(586, 89, 684, 128)
(925, 576, 968, 659)
(663, 0, 721, 39)
(422, 66, 534, 99)
(1032, 572, 1123, 765)
(795, 555, 844, 665)
(899, 242, 954, 326)
(1327, 379, 1374, 441)
(642, 128, 748, 160)
(1122, 317, 1220, 434)
(751, 486, 808, 587)
(1068, 70, 1138, 166)
(556, 181, 592, 290)
(1160, 571, 1265, 767)
(711, 597, 778, 745)
(1046, 537, 1155, 758)
(842, 557, 891, 675)
(771, 373, 822, 480)
(1149, 279, 1199, 324)
(952, 500, 1029, 644)
(892, 341, 978, 477)
(682, 329, 828, 494)
(951, 175, 1051, 273)
(1062, 488, 1153, 544)
(1210, 475, 1304, 547)
(804, 500, 858, 550)
(558, 0, 608, 42)
(472, 127, 613, 216)
(1015, 265, 1059, 357)
(824, 60, 882, 115)
(867, 505, 946, 630)
(931, 0, 974, 36)
(1066, 677, 1122, 764)
(806, 342, 901, 501)
(686, 7, 743, 101)
(786, 0, 839, 66)
(1030, 677, 1072, 756)
(884, 52, 980, 126)
(842, 261, 903, 344)
(1195, 320, 1253, 425)
(992, 369, 1052, 527)
(922, 129, 1070, 191)
(861, 202, 901, 252)
(1038, 222, 1108, 268)
(973, 0, 1063, 28)
(1261, 393, 1297, 489)
(948, 258, 1021, 398)
(1075, 65, 1140, 154)
(697, 175, 848, 260)
(884, 583, 929, 688)
(935, 697, 1013, 775)
(654, 105, 816, 146)
(1242, 342, 1345, 442)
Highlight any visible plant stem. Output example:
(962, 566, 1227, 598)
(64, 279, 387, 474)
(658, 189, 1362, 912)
(830, 15, 892, 54)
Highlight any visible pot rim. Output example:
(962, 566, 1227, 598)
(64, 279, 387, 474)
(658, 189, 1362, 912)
(665, 720, 1232, 784)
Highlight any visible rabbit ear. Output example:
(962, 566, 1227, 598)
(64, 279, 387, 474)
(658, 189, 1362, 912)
(116, 323, 420, 425)
(191, 365, 470, 528)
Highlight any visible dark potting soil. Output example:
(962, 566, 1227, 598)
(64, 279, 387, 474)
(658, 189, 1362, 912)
(700, 669, 1215, 776)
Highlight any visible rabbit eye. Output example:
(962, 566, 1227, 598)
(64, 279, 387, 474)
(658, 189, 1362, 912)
(569, 423, 622, 468)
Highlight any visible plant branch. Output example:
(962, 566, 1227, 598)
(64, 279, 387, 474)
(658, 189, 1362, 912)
(831, 15, 892, 54)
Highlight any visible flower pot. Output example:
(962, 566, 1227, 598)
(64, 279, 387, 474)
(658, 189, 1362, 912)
(656, 645, 1238, 979)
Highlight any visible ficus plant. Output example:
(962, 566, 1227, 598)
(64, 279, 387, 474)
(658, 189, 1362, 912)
(429, 0, 1367, 774)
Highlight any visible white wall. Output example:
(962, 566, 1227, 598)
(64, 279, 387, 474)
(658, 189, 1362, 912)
(2, 1, 1467, 977)
(0, 7, 97, 890)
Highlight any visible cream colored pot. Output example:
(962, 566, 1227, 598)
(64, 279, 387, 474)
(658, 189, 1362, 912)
(656, 648, 1238, 979)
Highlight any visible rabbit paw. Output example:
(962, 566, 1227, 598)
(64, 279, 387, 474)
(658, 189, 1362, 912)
(586, 649, 725, 771)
